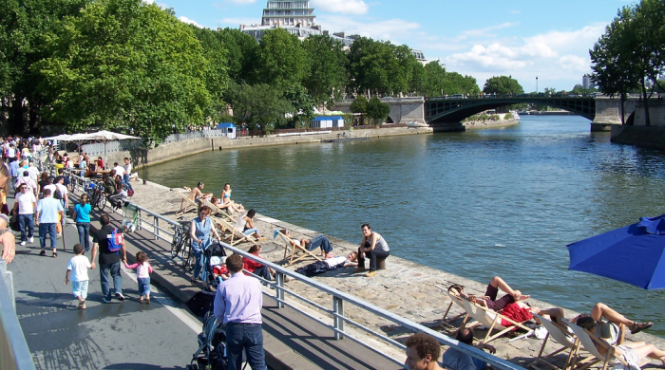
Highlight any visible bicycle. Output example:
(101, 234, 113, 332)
(86, 181, 106, 210)
(171, 221, 193, 270)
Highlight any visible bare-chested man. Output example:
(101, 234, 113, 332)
(180, 182, 213, 213)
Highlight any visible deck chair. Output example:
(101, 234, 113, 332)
(199, 198, 236, 223)
(564, 319, 648, 370)
(438, 290, 473, 329)
(209, 216, 258, 247)
(172, 189, 198, 215)
(274, 230, 322, 267)
(460, 298, 534, 345)
(529, 314, 579, 370)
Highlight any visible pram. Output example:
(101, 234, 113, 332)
(186, 301, 228, 370)
(202, 241, 227, 290)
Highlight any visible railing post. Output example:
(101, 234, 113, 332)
(154, 217, 159, 240)
(275, 272, 284, 308)
(333, 296, 344, 340)
(137, 209, 142, 231)
(0, 261, 14, 311)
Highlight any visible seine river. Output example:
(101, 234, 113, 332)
(139, 115, 665, 336)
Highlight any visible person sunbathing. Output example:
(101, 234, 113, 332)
(220, 183, 244, 214)
(288, 252, 358, 280)
(448, 276, 530, 313)
(180, 182, 212, 213)
(576, 317, 665, 367)
(281, 229, 333, 258)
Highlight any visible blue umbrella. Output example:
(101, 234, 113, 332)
(567, 214, 665, 290)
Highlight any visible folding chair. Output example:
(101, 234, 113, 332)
(199, 198, 236, 223)
(172, 189, 198, 215)
(529, 313, 579, 370)
(460, 298, 534, 345)
(274, 230, 322, 267)
(438, 289, 474, 329)
(210, 216, 258, 247)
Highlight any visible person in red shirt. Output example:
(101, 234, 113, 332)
(243, 245, 273, 282)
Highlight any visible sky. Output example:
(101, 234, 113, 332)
(144, 0, 634, 92)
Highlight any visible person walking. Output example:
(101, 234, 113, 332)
(12, 183, 36, 246)
(65, 243, 91, 309)
(123, 157, 132, 184)
(190, 206, 220, 285)
(35, 188, 64, 257)
(214, 254, 268, 370)
(124, 251, 153, 303)
(91, 214, 126, 303)
(72, 193, 92, 252)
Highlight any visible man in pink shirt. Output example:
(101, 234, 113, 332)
(214, 254, 267, 370)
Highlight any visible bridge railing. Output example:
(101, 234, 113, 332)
(117, 201, 526, 370)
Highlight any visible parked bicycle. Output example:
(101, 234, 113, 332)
(171, 220, 193, 271)
(86, 181, 106, 210)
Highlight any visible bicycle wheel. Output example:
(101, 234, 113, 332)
(183, 236, 193, 271)
(98, 193, 107, 210)
(171, 228, 183, 259)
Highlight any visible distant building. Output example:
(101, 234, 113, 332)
(582, 74, 596, 90)
(412, 49, 427, 65)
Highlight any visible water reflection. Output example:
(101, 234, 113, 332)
(140, 116, 665, 336)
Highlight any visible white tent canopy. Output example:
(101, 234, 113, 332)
(43, 130, 141, 159)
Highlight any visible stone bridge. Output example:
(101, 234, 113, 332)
(334, 96, 640, 132)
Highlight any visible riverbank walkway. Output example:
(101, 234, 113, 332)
(8, 176, 665, 369)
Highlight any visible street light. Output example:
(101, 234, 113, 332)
(536, 76, 539, 93)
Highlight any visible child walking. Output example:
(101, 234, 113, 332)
(65, 244, 91, 309)
(124, 251, 153, 303)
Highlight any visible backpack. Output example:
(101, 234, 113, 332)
(107, 228, 123, 252)
(127, 188, 134, 197)
(53, 186, 63, 200)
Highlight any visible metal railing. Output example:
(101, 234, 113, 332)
(0, 261, 36, 370)
(119, 202, 525, 370)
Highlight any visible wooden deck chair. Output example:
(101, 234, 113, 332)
(564, 320, 648, 370)
(199, 198, 236, 223)
(529, 314, 579, 370)
(172, 189, 198, 215)
(274, 230, 322, 267)
(460, 298, 534, 345)
(209, 216, 258, 247)
(438, 290, 473, 329)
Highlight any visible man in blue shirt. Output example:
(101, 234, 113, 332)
(442, 325, 496, 370)
(8, 157, 19, 186)
(35, 188, 64, 257)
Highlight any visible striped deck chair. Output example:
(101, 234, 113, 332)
(460, 298, 534, 345)
(274, 230, 322, 267)
(529, 313, 579, 370)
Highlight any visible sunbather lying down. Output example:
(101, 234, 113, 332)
(448, 276, 530, 312)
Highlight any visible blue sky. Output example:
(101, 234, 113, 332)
(145, 0, 633, 91)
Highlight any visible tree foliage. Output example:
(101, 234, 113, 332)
(302, 34, 348, 104)
(35, 0, 211, 142)
(366, 97, 391, 124)
(483, 76, 524, 95)
(590, 0, 665, 125)
(254, 28, 308, 91)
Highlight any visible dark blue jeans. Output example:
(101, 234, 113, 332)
(76, 222, 90, 251)
(100, 261, 123, 300)
(226, 323, 267, 370)
(18, 214, 34, 242)
(38, 222, 57, 249)
(306, 234, 332, 254)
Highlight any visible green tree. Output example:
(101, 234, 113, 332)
(302, 34, 348, 104)
(366, 97, 390, 124)
(0, 0, 90, 135)
(483, 76, 524, 95)
(190, 26, 230, 121)
(35, 0, 212, 142)
(422, 61, 447, 96)
(218, 28, 259, 83)
(348, 37, 399, 96)
(231, 82, 291, 130)
(350, 95, 367, 125)
(254, 28, 308, 91)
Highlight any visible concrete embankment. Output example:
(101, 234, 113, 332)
(611, 125, 665, 150)
(104, 127, 433, 170)
(123, 178, 665, 368)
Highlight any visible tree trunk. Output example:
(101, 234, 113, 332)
(9, 95, 27, 136)
(620, 94, 626, 125)
(28, 99, 41, 135)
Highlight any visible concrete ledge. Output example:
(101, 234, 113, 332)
(611, 125, 665, 149)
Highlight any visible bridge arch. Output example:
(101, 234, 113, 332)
(425, 97, 596, 124)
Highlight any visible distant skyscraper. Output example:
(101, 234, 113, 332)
(582, 74, 596, 89)
(262, 0, 316, 27)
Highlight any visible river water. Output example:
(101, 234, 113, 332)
(139, 115, 665, 336)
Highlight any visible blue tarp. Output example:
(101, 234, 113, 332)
(216, 122, 236, 129)
(567, 214, 665, 290)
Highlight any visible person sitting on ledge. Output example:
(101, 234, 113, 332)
(281, 229, 333, 258)
(442, 322, 496, 370)
(354, 223, 390, 278)
(287, 252, 358, 280)
(448, 276, 530, 313)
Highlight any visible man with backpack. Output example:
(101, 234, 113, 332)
(91, 214, 126, 303)
(53, 176, 69, 210)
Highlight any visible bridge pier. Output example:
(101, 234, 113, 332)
(590, 97, 638, 131)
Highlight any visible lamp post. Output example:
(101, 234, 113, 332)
(536, 76, 539, 94)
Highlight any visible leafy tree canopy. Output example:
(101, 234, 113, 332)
(483, 76, 524, 95)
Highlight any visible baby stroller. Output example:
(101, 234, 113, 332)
(203, 241, 227, 290)
(187, 304, 228, 370)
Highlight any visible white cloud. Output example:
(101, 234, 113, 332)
(316, 15, 420, 44)
(179, 16, 203, 28)
(460, 22, 518, 39)
(440, 23, 607, 90)
(311, 0, 368, 15)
